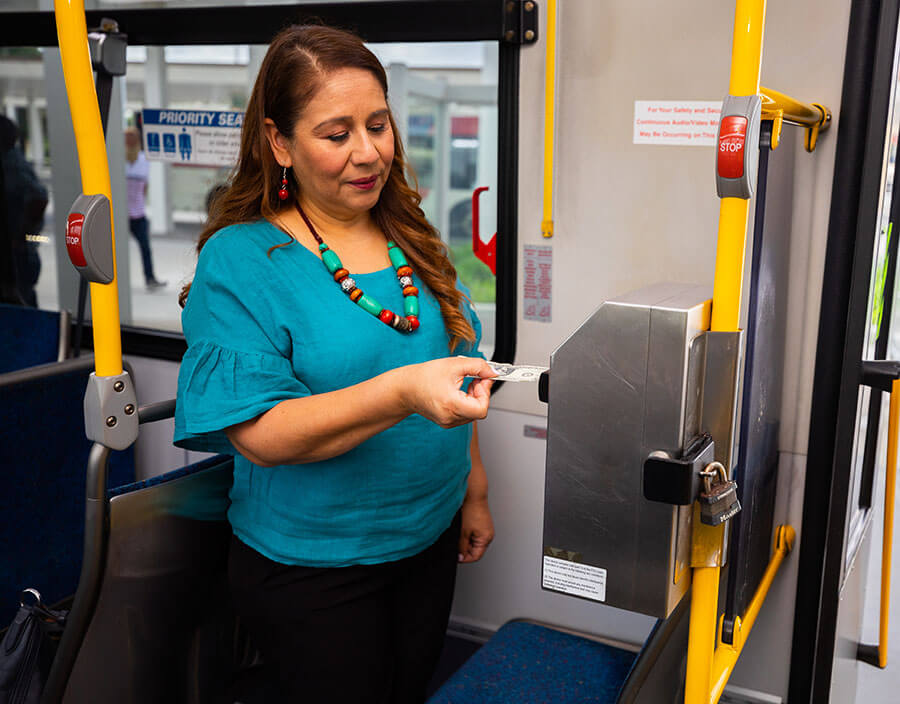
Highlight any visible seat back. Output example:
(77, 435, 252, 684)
(0, 359, 134, 626)
(0, 304, 67, 373)
(63, 455, 240, 704)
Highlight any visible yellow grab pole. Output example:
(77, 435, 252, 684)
(710, 198, 751, 332)
(685, 1, 765, 702)
(878, 378, 900, 667)
(727, 0, 766, 97)
(686, 517, 726, 704)
(541, 0, 557, 238)
(55, 0, 122, 377)
(711, 0, 766, 333)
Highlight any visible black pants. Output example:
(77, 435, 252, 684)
(228, 513, 461, 704)
(128, 216, 157, 284)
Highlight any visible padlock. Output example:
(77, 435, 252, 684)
(699, 462, 741, 526)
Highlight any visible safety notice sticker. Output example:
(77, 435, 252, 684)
(523, 245, 552, 322)
(542, 556, 607, 602)
(633, 100, 723, 146)
(142, 109, 244, 167)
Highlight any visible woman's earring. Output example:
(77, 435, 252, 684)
(278, 166, 289, 201)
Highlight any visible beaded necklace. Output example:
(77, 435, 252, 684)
(294, 201, 420, 333)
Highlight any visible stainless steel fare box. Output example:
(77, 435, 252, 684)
(542, 283, 740, 618)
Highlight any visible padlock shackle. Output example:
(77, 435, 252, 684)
(700, 461, 729, 495)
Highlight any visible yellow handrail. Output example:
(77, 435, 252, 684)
(709, 526, 795, 701)
(541, 0, 557, 238)
(760, 86, 829, 128)
(686, 0, 766, 701)
(760, 85, 830, 151)
(54, 0, 122, 377)
(878, 377, 900, 667)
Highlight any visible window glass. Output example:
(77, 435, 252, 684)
(1, 47, 58, 312)
(845, 30, 900, 574)
(2, 39, 499, 355)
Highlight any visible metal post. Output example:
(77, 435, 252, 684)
(55, 0, 123, 377)
(685, 1, 766, 702)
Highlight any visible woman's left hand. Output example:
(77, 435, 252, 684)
(458, 496, 494, 563)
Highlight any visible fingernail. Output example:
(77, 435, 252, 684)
(458, 553, 465, 562)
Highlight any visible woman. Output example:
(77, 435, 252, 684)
(124, 126, 165, 289)
(174, 25, 496, 703)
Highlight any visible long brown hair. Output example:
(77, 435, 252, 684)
(179, 24, 476, 351)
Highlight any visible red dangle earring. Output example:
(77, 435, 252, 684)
(278, 166, 289, 201)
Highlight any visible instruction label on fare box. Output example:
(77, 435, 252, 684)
(633, 100, 723, 146)
(542, 556, 607, 602)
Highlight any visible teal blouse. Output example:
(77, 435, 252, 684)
(174, 220, 483, 567)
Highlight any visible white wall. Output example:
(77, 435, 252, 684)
(449, 0, 853, 700)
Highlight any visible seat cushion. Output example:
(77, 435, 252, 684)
(428, 621, 637, 703)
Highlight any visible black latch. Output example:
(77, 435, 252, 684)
(861, 360, 900, 391)
(538, 369, 549, 403)
(643, 433, 715, 505)
(503, 0, 539, 45)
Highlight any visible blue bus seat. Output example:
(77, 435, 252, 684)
(428, 595, 690, 704)
(0, 304, 68, 373)
(428, 621, 637, 703)
(0, 358, 134, 627)
(63, 454, 244, 704)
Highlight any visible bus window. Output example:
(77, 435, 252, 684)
(4, 37, 501, 359)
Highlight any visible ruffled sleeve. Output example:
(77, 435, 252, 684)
(174, 228, 310, 453)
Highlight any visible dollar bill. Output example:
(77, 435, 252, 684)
(485, 361, 548, 382)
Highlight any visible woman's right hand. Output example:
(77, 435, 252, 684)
(398, 357, 496, 428)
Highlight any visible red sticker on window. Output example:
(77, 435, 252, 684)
(717, 116, 748, 179)
(66, 213, 87, 268)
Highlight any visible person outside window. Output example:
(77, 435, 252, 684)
(0, 115, 47, 307)
(125, 126, 165, 290)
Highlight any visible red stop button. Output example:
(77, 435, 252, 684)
(66, 212, 87, 268)
(718, 116, 748, 179)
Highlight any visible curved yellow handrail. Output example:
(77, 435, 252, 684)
(709, 526, 795, 701)
(55, 0, 122, 377)
(760, 86, 829, 128)
(760, 85, 831, 152)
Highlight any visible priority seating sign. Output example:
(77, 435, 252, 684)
(142, 109, 243, 167)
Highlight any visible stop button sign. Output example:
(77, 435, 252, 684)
(718, 116, 748, 179)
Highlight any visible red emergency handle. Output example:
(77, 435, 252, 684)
(472, 186, 497, 275)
